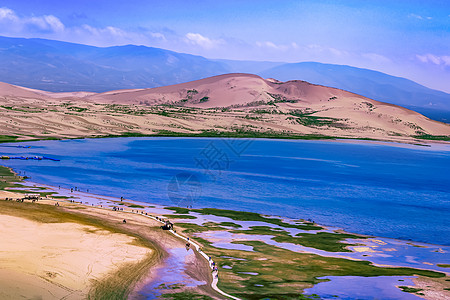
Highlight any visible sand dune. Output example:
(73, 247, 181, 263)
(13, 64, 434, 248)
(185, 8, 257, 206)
(0, 73, 449, 143)
(0, 214, 151, 299)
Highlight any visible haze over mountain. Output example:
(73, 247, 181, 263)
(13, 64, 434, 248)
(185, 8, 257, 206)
(1, 36, 450, 117)
(0, 36, 227, 92)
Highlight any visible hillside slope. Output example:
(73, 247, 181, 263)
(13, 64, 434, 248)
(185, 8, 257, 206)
(0, 74, 448, 144)
(259, 62, 450, 111)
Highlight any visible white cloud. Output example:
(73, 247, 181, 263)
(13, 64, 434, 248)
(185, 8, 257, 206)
(416, 54, 450, 66)
(148, 32, 166, 40)
(408, 13, 432, 20)
(362, 53, 391, 64)
(184, 33, 224, 49)
(256, 41, 299, 51)
(0, 7, 64, 34)
(305, 44, 349, 57)
(0, 7, 18, 22)
(28, 15, 65, 32)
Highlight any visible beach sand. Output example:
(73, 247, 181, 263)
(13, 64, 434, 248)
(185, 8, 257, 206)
(0, 198, 220, 299)
(0, 214, 152, 299)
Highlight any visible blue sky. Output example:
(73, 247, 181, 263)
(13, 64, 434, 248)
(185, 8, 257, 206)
(0, 0, 449, 92)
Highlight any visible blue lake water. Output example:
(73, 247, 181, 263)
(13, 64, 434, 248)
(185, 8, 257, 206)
(1, 137, 449, 245)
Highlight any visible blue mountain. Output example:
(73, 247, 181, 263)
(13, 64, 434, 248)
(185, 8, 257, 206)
(1, 36, 449, 122)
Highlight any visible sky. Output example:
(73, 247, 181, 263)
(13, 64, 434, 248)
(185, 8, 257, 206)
(0, 0, 449, 92)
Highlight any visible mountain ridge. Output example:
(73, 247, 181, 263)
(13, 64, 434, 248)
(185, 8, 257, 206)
(1, 35, 449, 118)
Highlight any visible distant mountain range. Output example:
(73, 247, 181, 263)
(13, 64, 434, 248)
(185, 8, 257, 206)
(1, 36, 449, 119)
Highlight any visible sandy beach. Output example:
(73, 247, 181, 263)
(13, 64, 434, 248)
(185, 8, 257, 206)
(0, 196, 221, 299)
(0, 214, 152, 299)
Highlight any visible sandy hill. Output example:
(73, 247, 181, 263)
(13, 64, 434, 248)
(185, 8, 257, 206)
(0, 74, 449, 143)
(86, 73, 343, 107)
(0, 82, 48, 99)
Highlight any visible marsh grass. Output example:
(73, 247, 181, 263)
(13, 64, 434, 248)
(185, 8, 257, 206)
(214, 241, 444, 298)
(173, 215, 445, 298)
(128, 204, 145, 208)
(230, 226, 362, 252)
(159, 292, 213, 299)
(191, 208, 323, 231)
(163, 214, 197, 219)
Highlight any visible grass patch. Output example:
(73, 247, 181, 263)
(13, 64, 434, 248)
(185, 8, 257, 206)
(219, 222, 242, 228)
(51, 195, 74, 199)
(0, 135, 19, 143)
(163, 214, 197, 219)
(128, 204, 145, 208)
(209, 241, 444, 298)
(159, 292, 213, 299)
(174, 222, 227, 234)
(191, 208, 323, 231)
(398, 286, 424, 294)
(176, 221, 442, 298)
(231, 226, 360, 252)
(165, 207, 191, 214)
(413, 134, 450, 141)
(437, 264, 450, 268)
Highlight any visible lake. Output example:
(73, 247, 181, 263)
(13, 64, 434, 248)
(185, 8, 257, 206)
(1, 137, 449, 245)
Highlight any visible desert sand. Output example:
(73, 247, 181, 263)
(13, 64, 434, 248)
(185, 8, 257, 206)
(0, 214, 152, 299)
(0, 197, 220, 299)
(0, 73, 448, 144)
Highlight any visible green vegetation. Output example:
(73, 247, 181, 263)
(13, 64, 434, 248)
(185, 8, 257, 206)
(163, 214, 197, 219)
(168, 207, 443, 298)
(219, 221, 242, 228)
(67, 106, 88, 112)
(199, 96, 209, 103)
(159, 292, 212, 299)
(190, 208, 323, 231)
(175, 222, 228, 234)
(165, 207, 191, 214)
(288, 110, 345, 128)
(276, 231, 363, 252)
(437, 264, 450, 268)
(207, 241, 444, 299)
(414, 134, 450, 141)
(266, 92, 299, 105)
(153, 129, 342, 141)
(398, 286, 424, 294)
(0, 135, 19, 143)
(0, 166, 22, 190)
(229, 226, 361, 252)
(51, 195, 74, 199)
(128, 204, 145, 208)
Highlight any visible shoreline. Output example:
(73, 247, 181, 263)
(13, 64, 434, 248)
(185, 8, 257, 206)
(2, 131, 450, 148)
(12, 178, 450, 273)
(1, 168, 449, 299)
(4, 162, 450, 250)
(14, 177, 450, 249)
(0, 169, 228, 299)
